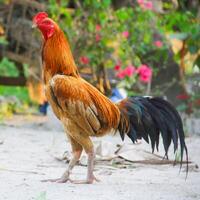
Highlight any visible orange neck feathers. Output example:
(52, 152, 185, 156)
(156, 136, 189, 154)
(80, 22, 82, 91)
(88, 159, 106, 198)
(42, 28, 80, 82)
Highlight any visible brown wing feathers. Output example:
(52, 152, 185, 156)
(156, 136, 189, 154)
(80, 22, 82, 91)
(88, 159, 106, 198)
(49, 75, 119, 135)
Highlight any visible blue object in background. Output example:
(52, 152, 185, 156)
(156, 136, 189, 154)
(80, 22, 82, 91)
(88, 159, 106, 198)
(39, 101, 49, 115)
(110, 88, 127, 102)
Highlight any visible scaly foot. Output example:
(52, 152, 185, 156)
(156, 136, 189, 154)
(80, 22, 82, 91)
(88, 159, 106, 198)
(70, 175, 100, 184)
(41, 173, 71, 183)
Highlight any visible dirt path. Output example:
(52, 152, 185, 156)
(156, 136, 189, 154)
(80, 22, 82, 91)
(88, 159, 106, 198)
(0, 116, 200, 200)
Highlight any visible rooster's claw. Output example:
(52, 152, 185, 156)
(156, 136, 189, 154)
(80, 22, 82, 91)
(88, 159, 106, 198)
(41, 177, 71, 183)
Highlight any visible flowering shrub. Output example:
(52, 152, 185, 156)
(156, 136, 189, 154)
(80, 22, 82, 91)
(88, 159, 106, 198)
(122, 31, 129, 39)
(137, 65, 152, 83)
(137, 0, 153, 10)
(176, 93, 200, 114)
(95, 24, 101, 32)
(114, 63, 152, 91)
(176, 93, 190, 100)
(80, 56, 90, 65)
(154, 40, 163, 48)
(48, 0, 200, 98)
(47, 1, 168, 95)
(116, 65, 135, 79)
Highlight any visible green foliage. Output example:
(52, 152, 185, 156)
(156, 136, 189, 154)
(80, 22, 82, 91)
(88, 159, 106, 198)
(163, 9, 200, 65)
(0, 58, 31, 106)
(0, 86, 30, 103)
(0, 36, 8, 45)
(0, 102, 14, 120)
(1, 0, 198, 105)
(0, 58, 19, 77)
(194, 56, 200, 69)
(46, 1, 199, 95)
(23, 63, 30, 78)
(0, 86, 35, 120)
(176, 90, 200, 114)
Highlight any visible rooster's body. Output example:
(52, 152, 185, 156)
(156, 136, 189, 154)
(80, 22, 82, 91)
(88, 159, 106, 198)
(33, 12, 188, 184)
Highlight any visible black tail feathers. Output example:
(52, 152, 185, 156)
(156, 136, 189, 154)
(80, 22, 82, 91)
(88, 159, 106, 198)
(118, 96, 188, 174)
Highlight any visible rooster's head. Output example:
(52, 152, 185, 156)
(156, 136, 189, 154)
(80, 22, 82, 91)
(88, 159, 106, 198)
(32, 12, 57, 40)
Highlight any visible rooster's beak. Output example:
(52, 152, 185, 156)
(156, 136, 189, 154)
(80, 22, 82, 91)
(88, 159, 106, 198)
(32, 23, 37, 28)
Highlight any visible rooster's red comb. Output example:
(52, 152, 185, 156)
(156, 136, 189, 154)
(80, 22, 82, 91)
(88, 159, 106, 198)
(33, 12, 48, 24)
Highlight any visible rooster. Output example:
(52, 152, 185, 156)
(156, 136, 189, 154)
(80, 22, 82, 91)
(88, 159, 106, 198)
(32, 12, 188, 184)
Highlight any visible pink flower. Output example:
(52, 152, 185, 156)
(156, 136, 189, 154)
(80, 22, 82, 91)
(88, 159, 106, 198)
(80, 56, 90, 65)
(95, 34, 101, 42)
(124, 65, 136, 77)
(144, 1, 153, 10)
(122, 31, 129, 39)
(116, 70, 126, 79)
(154, 40, 163, 48)
(114, 65, 121, 71)
(96, 24, 101, 32)
(137, 65, 152, 83)
(138, 0, 153, 10)
(137, 0, 144, 4)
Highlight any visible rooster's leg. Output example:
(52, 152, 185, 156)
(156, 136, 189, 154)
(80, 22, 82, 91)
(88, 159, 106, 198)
(71, 149, 100, 184)
(42, 136, 83, 183)
(70, 136, 100, 184)
(85, 150, 100, 183)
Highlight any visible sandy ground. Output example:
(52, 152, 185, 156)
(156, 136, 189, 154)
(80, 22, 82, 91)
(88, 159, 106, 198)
(0, 115, 200, 200)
